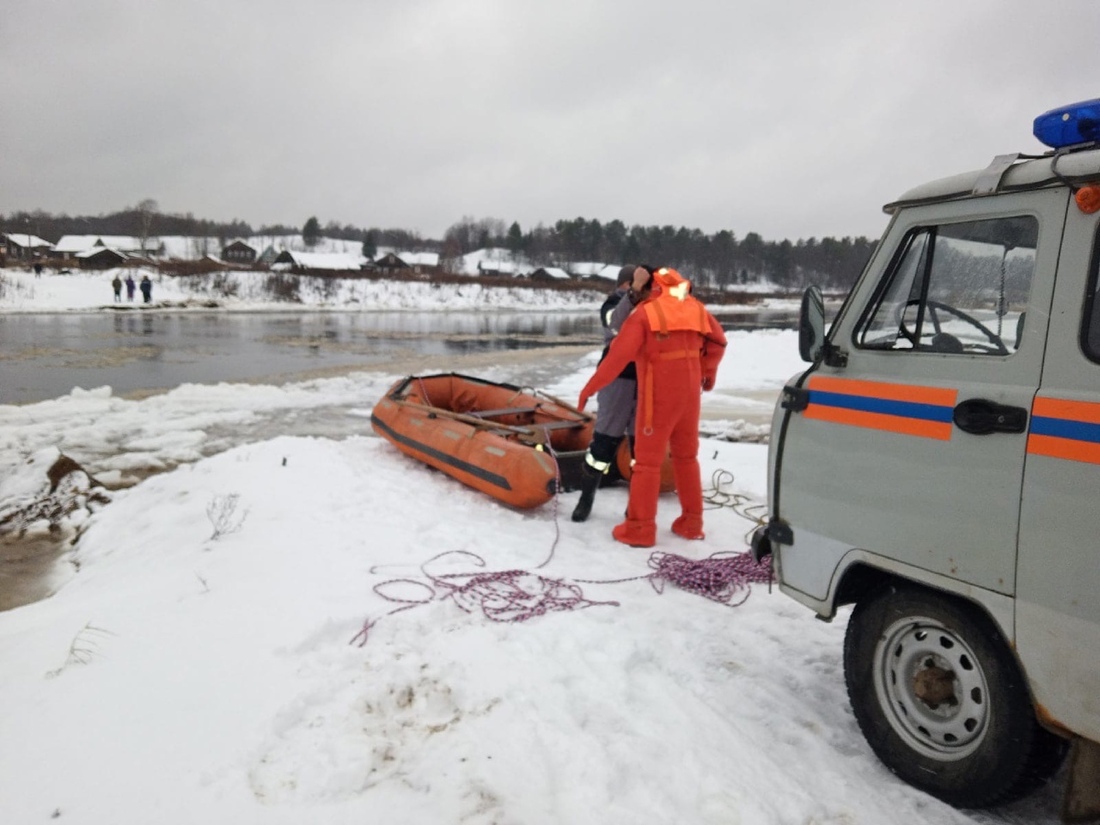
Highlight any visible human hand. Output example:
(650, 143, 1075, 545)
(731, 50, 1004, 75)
(577, 393, 590, 412)
(631, 267, 650, 293)
(702, 375, 716, 391)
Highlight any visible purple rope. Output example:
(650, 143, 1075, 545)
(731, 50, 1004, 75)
(350, 549, 772, 646)
(644, 551, 773, 607)
(351, 551, 618, 647)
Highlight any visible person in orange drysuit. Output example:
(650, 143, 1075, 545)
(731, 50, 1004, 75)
(577, 267, 727, 548)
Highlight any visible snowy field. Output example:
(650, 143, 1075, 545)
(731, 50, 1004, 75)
(0, 266, 603, 313)
(0, 268, 1067, 824)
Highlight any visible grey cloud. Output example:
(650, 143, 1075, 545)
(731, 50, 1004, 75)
(3, 0, 1098, 241)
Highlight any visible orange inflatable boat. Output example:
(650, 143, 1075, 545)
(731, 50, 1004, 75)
(371, 373, 596, 509)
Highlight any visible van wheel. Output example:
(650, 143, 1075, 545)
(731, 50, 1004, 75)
(844, 586, 1067, 807)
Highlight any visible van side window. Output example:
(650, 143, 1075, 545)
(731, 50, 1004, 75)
(856, 216, 1038, 356)
(1081, 223, 1100, 361)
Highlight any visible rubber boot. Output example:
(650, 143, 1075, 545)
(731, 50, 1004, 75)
(612, 519, 656, 548)
(671, 514, 705, 540)
(670, 453, 704, 539)
(571, 463, 602, 522)
(612, 444, 661, 547)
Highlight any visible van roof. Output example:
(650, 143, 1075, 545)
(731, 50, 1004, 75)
(885, 144, 1100, 214)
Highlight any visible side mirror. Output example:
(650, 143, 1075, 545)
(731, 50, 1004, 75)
(798, 285, 826, 363)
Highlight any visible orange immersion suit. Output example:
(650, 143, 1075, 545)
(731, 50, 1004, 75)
(578, 268, 727, 547)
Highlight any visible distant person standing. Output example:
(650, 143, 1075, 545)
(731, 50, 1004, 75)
(125, 274, 136, 302)
(111, 275, 122, 303)
(139, 274, 153, 304)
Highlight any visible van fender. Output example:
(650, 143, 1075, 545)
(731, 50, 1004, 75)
(780, 548, 1016, 645)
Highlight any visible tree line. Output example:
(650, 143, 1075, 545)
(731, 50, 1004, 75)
(2, 206, 876, 293)
(440, 216, 875, 292)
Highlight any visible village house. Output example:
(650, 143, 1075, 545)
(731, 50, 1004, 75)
(53, 235, 164, 261)
(221, 239, 259, 265)
(271, 250, 364, 274)
(374, 251, 441, 276)
(76, 247, 128, 269)
(477, 258, 520, 277)
(528, 266, 572, 284)
(0, 232, 54, 261)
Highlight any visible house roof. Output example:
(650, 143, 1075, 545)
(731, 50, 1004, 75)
(567, 261, 608, 277)
(54, 235, 153, 254)
(478, 259, 518, 274)
(595, 264, 622, 281)
(459, 247, 522, 276)
(272, 251, 363, 270)
(535, 266, 571, 280)
(75, 247, 127, 259)
(2, 233, 53, 248)
(378, 251, 440, 267)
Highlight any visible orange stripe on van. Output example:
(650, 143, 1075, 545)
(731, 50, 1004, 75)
(1032, 396, 1100, 425)
(804, 404, 954, 440)
(807, 375, 958, 406)
(1026, 433, 1100, 465)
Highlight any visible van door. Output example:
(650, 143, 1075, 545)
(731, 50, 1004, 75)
(1015, 205, 1100, 742)
(775, 189, 1065, 605)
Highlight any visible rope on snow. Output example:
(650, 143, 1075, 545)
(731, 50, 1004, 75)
(350, 550, 619, 647)
(644, 550, 772, 607)
(350, 467, 774, 646)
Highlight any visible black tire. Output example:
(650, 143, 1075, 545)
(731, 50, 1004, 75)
(844, 585, 1067, 808)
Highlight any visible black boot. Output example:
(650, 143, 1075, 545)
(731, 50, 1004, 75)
(571, 464, 602, 522)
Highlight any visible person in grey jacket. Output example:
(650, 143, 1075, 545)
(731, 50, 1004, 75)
(572, 264, 651, 522)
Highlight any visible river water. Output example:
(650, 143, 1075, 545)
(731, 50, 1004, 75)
(0, 307, 798, 611)
(0, 308, 797, 406)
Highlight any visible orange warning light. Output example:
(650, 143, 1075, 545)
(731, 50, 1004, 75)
(1076, 186, 1100, 214)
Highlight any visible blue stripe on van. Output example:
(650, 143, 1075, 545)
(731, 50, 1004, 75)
(809, 390, 955, 423)
(1030, 415, 1100, 444)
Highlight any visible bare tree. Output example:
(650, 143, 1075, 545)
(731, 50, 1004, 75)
(137, 198, 158, 254)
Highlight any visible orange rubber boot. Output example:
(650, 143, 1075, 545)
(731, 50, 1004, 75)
(671, 514, 705, 540)
(670, 450, 704, 540)
(612, 519, 656, 548)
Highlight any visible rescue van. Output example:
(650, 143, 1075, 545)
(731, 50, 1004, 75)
(752, 99, 1100, 819)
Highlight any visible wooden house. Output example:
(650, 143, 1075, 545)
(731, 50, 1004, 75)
(77, 247, 127, 269)
(1, 232, 53, 261)
(221, 239, 258, 265)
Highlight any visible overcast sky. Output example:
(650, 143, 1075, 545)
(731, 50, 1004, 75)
(3, 0, 1098, 243)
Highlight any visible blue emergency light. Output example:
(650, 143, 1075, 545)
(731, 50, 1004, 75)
(1033, 98, 1100, 149)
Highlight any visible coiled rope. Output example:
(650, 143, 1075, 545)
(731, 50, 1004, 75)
(643, 550, 771, 607)
(350, 465, 772, 646)
(350, 550, 619, 647)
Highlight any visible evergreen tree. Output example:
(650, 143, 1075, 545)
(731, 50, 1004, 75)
(506, 221, 523, 254)
(303, 216, 321, 248)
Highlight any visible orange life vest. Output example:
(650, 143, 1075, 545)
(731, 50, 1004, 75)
(636, 268, 710, 432)
(642, 268, 710, 337)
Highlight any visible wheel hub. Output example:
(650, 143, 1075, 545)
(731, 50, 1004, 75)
(874, 616, 990, 759)
(913, 662, 957, 708)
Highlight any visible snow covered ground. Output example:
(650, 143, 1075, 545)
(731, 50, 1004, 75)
(0, 269, 1067, 824)
(0, 265, 801, 314)
(0, 266, 602, 313)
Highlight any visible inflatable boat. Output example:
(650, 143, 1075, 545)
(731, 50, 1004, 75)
(371, 373, 596, 509)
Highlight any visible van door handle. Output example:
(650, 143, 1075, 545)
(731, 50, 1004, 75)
(952, 398, 1028, 435)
